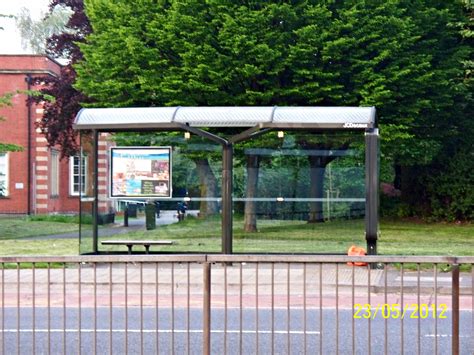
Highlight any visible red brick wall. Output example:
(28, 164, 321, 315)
(0, 55, 82, 214)
(0, 67, 34, 213)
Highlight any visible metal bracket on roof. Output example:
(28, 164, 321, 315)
(229, 126, 272, 144)
(174, 122, 228, 146)
(171, 106, 181, 122)
(270, 105, 278, 123)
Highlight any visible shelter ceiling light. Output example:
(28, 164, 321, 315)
(184, 132, 191, 140)
(277, 131, 284, 138)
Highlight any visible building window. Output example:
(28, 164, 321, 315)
(50, 150, 59, 197)
(0, 153, 8, 197)
(70, 155, 87, 195)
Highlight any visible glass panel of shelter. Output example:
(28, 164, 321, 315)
(233, 130, 366, 253)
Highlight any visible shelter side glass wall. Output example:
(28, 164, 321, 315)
(232, 131, 366, 253)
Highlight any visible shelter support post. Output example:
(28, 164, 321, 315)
(222, 143, 233, 254)
(365, 128, 379, 255)
(92, 130, 99, 254)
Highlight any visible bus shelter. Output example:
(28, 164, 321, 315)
(73, 106, 379, 255)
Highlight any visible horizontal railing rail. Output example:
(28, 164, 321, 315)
(1, 254, 473, 264)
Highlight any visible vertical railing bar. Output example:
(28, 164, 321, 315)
(240, 263, 243, 355)
(140, 262, 144, 355)
(1, 263, 4, 355)
(271, 262, 275, 355)
(417, 263, 421, 355)
(471, 263, 474, 354)
(256, 263, 259, 355)
(434, 264, 438, 355)
(94, 262, 97, 355)
(336, 263, 339, 355)
(155, 262, 159, 354)
(401, 263, 404, 355)
(63, 263, 67, 355)
(187, 263, 190, 355)
(109, 263, 113, 355)
(171, 262, 175, 355)
(451, 263, 460, 355)
(17, 262, 20, 355)
(79, 262, 82, 355)
(352, 263, 355, 355)
(224, 262, 227, 355)
(368, 263, 371, 355)
(48, 262, 51, 355)
(203, 262, 211, 355)
(303, 263, 307, 355)
(125, 262, 128, 355)
(287, 263, 290, 355)
(384, 263, 388, 355)
(32, 263, 36, 355)
(319, 263, 323, 355)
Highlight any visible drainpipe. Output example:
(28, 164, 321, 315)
(25, 74, 33, 215)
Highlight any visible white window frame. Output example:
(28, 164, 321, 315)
(69, 155, 87, 196)
(50, 149, 59, 197)
(0, 153, 8, 197)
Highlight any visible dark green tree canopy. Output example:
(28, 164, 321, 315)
(74, 0, 473, 221)
(75, 0, 470, 168)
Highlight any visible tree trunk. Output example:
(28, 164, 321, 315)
(308, 156, 328, 223)
(193, 158, 218, 218)
(244, 154, 260, 232)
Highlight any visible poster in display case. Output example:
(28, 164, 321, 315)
(110, 147, 171, 198)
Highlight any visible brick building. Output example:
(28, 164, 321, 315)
(0, 54, 82, 215)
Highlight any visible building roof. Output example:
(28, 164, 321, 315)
(73, 106, 376, 131)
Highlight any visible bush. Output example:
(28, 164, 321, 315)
(425, 149, 474, 221)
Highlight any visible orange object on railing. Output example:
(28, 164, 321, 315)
(347, 245, 367, 266)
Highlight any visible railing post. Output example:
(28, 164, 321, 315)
(203, 262, 211, 355)
(451, 263, 459, 355)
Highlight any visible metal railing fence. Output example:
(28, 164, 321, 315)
(0, 255, 472, 355)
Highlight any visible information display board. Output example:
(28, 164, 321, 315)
(110, 147, 171, 198)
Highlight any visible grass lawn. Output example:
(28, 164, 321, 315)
(0, 215, 80, 256)
(98, 215, 474, 256)
(0, 214, 472, 256)
(0, 215, 79, 239)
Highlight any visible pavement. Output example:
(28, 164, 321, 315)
(0, 262, 472, 308)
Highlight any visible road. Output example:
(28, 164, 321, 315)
(1, 307, 472, 354)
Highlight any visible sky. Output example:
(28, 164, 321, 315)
(0, 0, 50, 54)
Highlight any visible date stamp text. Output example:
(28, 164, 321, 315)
(353, 303, 448, 319)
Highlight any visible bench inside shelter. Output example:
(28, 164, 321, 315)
(101, 240, 174, 254)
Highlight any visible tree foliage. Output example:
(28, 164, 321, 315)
(47, 0, 472, 219)
(16, 4, 73, 54)
(76, 0, 470, 162)
(34, 0, 91, 158)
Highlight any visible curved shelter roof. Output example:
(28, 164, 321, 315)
(73, 106, 376, 131)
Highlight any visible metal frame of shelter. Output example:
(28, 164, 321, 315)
(73, 106, 379, 255)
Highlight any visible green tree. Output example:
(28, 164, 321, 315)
(15, 4, 73, 54)
(75, 0, 472, 221)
